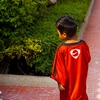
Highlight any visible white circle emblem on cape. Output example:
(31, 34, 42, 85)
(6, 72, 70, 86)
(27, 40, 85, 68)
(70, 49, 80, 59)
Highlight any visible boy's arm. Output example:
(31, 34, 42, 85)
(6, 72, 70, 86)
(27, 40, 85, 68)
(50, 46, 68, 87)
(58, 83, 65, 91)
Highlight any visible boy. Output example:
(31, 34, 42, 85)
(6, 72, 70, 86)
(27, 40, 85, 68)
(50, 16, 91, 100)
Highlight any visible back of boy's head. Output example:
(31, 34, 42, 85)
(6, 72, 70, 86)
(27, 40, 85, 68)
(56, 16, 77, 38)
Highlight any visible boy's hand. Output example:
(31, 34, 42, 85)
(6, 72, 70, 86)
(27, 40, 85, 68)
(58, 83, 65, 91)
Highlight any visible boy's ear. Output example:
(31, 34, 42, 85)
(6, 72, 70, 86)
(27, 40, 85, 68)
(63, 32, 67, 38)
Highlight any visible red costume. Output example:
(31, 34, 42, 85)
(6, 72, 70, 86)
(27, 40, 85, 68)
(50, 40, 91, 100)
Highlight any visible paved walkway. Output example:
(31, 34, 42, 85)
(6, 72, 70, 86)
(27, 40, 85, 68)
(1, 0, 100, 100)
(82, 0, 100, 100)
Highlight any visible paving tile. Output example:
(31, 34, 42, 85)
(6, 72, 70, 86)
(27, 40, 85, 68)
(83, 0, 100, 100)
(0, 85, 59, 100)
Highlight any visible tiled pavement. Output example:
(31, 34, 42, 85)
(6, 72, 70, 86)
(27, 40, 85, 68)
(83, 0, 100, 100)
(0, 85, 59, 100)
(1, 0, 100, 100)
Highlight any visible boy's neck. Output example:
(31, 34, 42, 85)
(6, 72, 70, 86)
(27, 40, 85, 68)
(65, 36, 79, 43)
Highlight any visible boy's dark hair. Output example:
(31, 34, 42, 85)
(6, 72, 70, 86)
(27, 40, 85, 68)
(56, 16, 77, 38)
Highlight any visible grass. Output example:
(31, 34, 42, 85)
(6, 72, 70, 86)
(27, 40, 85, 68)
(33, 1, 91, 39)
(30, 0, 91, 75)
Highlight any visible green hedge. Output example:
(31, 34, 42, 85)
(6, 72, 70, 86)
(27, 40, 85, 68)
(0, 0, 91, 75)
(32, 0, 91, 75)
(0, 0, 49, 74)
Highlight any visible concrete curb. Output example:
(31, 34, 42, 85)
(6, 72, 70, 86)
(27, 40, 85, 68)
(0, 74, 57, 87)
(0, 0, 94, 87)
(78, 0, 94, 39)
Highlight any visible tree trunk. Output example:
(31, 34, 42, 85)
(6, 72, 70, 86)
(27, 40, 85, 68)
(0, 56, 10, 74)
(17, 56, 26, 75)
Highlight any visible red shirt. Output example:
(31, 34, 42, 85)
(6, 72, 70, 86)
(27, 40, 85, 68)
(50, 40, 91, 100)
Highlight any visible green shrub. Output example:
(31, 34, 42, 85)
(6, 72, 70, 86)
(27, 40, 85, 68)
(0, 0, 48, 46)
(0, 0, 91, 76)
(32, 0, 91, 76)
(0, 0, 48, 74)
(3, 38, 41, 59)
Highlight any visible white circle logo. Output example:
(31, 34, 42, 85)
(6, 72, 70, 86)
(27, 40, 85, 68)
(70, 49, 80, 59)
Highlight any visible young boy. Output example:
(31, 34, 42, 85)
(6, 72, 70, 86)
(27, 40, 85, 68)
(50, 16, 91, 100)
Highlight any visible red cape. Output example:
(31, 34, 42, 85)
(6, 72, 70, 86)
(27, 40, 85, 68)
(50, 40, 91, 100)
